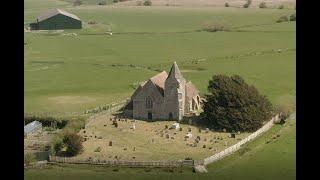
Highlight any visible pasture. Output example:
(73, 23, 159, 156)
(25, 0, 296, 114)
(24, 118, 296, 180)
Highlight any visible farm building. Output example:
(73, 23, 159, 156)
(24, 121, 42, 136)
(30, 9, 82, 30)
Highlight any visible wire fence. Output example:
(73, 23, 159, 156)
(49, 156, 194, 168)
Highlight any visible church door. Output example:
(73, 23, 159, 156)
(169, 112, 173, 120)
(148, 112, 152, 120)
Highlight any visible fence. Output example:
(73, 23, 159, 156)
(49, 156, 194, 168)
(203, 114, 280, 166)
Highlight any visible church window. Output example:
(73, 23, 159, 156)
(146, 96, 153, 109)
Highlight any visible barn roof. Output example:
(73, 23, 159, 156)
(37, 9, 81, 22)
(186, 81, 199, 101)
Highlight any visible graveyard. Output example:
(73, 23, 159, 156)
(77, 113, 249, 161)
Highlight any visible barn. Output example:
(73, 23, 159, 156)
(30, 9, 82, 30)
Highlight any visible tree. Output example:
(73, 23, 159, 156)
(143, 0, 152, 6)
(290, 13, 296, 21)
(259, 2, 267, 8)
(62, 133, 83, 156)
(200, 75, 273, 132)
(243, 0, 252, 8)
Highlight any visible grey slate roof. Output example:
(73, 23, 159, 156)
(37, 9, 81, 22)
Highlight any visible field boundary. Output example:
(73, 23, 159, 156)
(202, 114, 280, 166)
(48, 156, 194, 168)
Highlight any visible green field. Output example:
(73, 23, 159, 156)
(24, 118, 296, 180)
(24, 0, 296, 113)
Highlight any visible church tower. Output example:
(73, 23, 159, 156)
(164, 62, 186, 121)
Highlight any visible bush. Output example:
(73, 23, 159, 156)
(201, 22, 228, 32)
(143, 0, 152, 6)
(225, 2, 229, 7)
(24, 153, 36, 165)
(243, 0, 251, 8)
(200, 75, 273, 132)
(94, 147, 102, 152)
(62, 133, 83, 156)
(259, 2, 267, 8)
(276, 15, 289, 23)
(98, 1, 107, 5)
(290, 13, 296, 21)
(24, 116, 68, 129)
(73, 0, 82, 6)
(113, 0, 119, 3)
(278, 4, 284, 9)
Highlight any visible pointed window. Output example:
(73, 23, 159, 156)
(146, 96, 153, 109)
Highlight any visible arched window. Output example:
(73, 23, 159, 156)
(146, 96, 153, 109)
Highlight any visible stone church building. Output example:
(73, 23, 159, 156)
(124, 62, 201, 121)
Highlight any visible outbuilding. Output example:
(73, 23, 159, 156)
(30, 9, 82, 30)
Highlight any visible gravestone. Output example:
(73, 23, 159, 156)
(166, 134, 170, 139)
(230, 133, 236, 138)
(205, 128, 209, 133)
(109, 141, 112, 146)
(188, 127, 192, 132)
(188, 119, 192, 125)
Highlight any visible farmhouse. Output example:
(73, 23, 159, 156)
(30, 9, 82, 30)
(124, 62, 201, 121)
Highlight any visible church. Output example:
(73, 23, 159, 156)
(124, 62, 201, 121)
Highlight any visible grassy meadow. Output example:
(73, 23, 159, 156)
(25, 0, 295, 113)
(24, 118, 296, 180)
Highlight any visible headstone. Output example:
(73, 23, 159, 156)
(188, 119, 192, 125)
(188, 127, 192, 132)
(109, 141, 112, 146)
(166, 134, 170, 139)
(223, 128, 227, 132)
(133, 147, 136, 151)
(205, 128, 209, 133)
(203, 145, 206, 148)
(231, 133, 236, 138)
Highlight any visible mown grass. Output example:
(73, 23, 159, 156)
(24, 118, 296, 180)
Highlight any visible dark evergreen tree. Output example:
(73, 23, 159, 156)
(200, 75, 273, 132)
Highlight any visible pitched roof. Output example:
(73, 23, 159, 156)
(167, 61, 183, 80)
(186, 81, 199, 101)
(150, 71, 168, 96)
(37, 9, 81, 22)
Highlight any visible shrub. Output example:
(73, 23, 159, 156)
(225, 2, 229, 7)
(290, 13, 296, 21)
(259, 2, 267, 8)
(94, 147, 102, 152)
(278, 4, 284, 9)
(143, 0, 152, 6)
(98, 1, 107, 5)
(24, 116, 68, 129)
(62, 133, 83, 156)
(243, 0, 251, 8)
(200, 75, 273, 132)
(276, 15, 289, 23)
(24, 153, 36, 165)
(73, 0, 82, 6)
(201, 22, 228, 32)
(113, 0, 119, 3)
